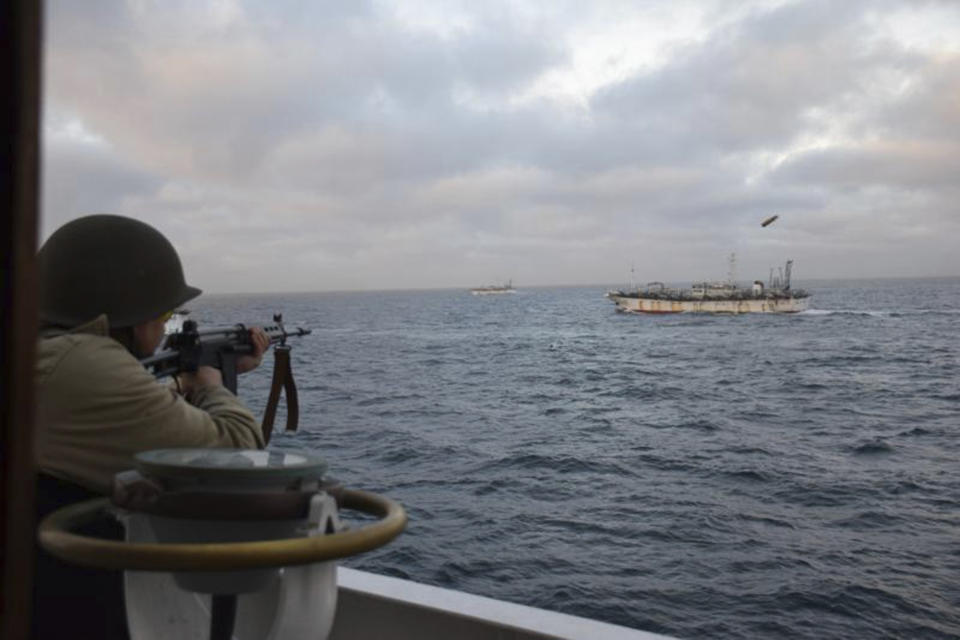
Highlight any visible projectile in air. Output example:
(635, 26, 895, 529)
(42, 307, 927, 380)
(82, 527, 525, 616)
(761, 214, 779, 228)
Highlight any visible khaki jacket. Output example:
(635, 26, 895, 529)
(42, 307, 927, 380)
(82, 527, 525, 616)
(36, 315, 265, 494)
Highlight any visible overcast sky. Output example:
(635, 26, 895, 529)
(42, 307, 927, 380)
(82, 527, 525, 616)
(42, 0, 960, 293)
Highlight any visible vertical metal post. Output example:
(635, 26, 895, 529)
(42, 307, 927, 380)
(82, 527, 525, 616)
(210, 594, 238, 640)
(0, 0, 42, 639)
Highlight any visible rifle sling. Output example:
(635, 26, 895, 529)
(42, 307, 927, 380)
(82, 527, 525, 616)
(261, 345, 300, 444)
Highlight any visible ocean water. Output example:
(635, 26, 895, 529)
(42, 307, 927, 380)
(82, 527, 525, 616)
(186, 278, 959, 640)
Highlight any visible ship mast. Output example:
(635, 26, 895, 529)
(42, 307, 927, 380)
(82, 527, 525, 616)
(727, 252, 737, 286)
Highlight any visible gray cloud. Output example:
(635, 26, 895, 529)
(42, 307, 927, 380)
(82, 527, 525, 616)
(41, 0, 960, 292)
(593, 2, 896, 156)
(41, 132, 163, 238)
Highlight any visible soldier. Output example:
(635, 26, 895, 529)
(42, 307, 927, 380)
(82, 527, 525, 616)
(33, 214, 269, 638)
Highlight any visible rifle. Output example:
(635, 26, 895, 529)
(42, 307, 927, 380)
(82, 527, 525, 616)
(140, 313, 311, 443)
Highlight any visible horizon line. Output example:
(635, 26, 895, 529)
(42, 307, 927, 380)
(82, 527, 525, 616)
(195, 273, 960, 297)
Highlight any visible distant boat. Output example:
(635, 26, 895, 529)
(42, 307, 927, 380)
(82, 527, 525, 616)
(607, 260, 810, 314)
(470, 280, 516, 295)
(164, 309, 191, 335)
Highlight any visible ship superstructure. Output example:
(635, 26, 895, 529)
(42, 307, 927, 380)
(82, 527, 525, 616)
(470, 280, 516, 295)
(607, 259, 810, 314)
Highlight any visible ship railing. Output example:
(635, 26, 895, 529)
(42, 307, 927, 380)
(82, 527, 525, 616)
(625, 288, 809, 302)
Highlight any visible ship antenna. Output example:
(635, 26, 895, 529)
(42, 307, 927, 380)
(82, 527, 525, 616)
(727, 252, 737, 286)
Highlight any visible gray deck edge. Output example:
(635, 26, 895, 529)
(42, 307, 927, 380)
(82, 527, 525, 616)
(333, 567, 677, 640)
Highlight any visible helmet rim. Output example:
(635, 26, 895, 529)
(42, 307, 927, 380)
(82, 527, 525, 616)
(38, 214, 203, 328)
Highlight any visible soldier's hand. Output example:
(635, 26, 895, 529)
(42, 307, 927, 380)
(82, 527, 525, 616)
(177, 366, 223, 395)
(237, 326, 270, 374)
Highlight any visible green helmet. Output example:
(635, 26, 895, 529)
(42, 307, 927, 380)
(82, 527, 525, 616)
(38, 214, 202, 328)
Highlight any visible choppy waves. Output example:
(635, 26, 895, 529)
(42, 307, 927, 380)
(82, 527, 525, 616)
(197, 279, 960, 640)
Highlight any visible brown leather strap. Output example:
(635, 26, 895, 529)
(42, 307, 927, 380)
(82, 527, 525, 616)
(261, 345, 299, 444)
(282, 348, 299, 434)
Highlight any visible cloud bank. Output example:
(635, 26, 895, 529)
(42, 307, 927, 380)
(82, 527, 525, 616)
(43, 0, 960, 292)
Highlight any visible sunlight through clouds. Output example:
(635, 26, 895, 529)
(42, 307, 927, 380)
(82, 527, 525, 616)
(42, 0, 960, 292)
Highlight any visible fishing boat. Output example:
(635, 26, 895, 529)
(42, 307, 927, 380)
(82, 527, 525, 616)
(607, 259, 811, 314)
(470, 280, 516, 295)
(163, 309, 190, 335)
